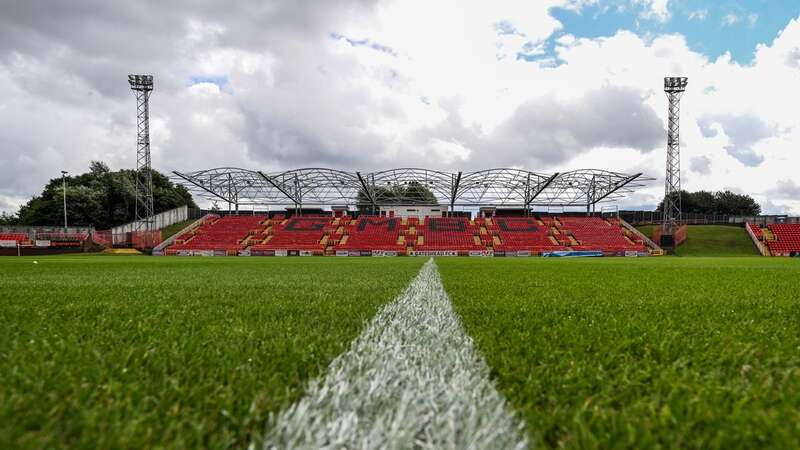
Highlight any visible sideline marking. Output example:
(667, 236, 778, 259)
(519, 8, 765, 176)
(261, 259, 527, 449)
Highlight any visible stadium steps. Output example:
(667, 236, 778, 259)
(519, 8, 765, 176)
(473, 235, 482, 245)
(763, 229, 776, 241)
(417, 235, 424, 245)
(548, 236, 559, 245)
(568, 235, 579, 246)
(492, 235, 502, 246)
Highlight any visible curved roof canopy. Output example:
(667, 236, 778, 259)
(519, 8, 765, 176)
(172, 167, 653, 209)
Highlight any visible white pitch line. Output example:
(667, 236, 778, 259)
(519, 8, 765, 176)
(260, 258, 527, 450)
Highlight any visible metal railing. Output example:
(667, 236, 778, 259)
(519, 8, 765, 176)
(619, 211, 799, 226)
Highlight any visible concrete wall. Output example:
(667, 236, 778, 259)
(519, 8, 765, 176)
(111, 206, 189, 235)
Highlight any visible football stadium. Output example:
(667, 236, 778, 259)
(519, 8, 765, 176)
(3, 4, 800, 450)
(3, 96, 800, 450)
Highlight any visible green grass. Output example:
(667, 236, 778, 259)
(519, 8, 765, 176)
(5, 254, 798, 449)
(437, 257, 800, 449)
(160, 219, 200, 240)
(637, 225, 759, 256)
(0, 256, 424, 449)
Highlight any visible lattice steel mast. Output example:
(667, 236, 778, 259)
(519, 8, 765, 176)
(128, 74, 155, 230)
(663, 76, 688, 233)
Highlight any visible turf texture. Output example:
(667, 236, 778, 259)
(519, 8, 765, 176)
(437, 256, 800, 449)
(0, 256, 424, 449)
(159, 219, 201, 240)
(637, 225, 759, 257)
(4, 255, 799, 449)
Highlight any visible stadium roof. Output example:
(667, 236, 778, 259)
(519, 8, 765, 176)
(172, 167, 653, 209)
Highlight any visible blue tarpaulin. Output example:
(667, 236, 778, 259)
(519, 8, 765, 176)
(541, 251, 604, 258)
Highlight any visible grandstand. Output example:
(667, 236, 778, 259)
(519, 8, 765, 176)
(0, 233, 29, 244)
(168, 215, 266, 255)
(163, 212, 656, 256)
(157, 166, 663, 256)
(251, 216, 335, 255)
(748, 222, 800, 256)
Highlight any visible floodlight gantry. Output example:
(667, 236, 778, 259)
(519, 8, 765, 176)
(663, 76, 688, 234)
(128, 74, 155, 230)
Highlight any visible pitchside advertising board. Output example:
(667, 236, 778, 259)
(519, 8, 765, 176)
(0, 240, 18, 248)
(408, 251, 459, 257)
(333, 250, 399, 256)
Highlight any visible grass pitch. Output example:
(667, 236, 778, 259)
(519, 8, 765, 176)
(3, 255, 798, 449)
(438, 257, 800, 449)
(0, 256, 424, 449)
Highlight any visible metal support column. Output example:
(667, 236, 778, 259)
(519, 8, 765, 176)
(128, 74, 155, 230)
(663, 76, 688, 234)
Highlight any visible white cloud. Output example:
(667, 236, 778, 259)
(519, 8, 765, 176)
(689, 155, 712, 174)
(687, 9, 708, 21)
(0, 1, 799, 216)
(722, 13, 739, 26)
(635, 0, 671, 23)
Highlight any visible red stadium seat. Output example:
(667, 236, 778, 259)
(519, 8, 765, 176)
(250, 216, 336, 254)
(337, 216, 407, 253)
(168, 214, 268, 254)
(766, 223, 800, 255)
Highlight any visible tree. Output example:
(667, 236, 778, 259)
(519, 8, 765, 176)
(403, 181, 438, 204)
(656, 190, 761, 216)
(714, 190, 761, 216)
(12, 161, 197, 229)
(356, 182, 437, 211)
(0, 211, 19, 226)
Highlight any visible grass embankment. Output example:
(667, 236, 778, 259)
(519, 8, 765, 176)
(0, 256, 424, 449)
(637, 225, 758, 256)
(438, 257, 800, 449)
(160, 218, 201, 240)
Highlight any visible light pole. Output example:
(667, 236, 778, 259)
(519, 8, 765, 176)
(61, 170, 68, 231)
(128, 74, 155, 231)
(662, 76, 688, 236)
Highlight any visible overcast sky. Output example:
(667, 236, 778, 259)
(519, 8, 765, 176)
(1, 0, 799, 213)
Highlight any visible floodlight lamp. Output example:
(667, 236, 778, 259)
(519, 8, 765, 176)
(663, 76, 688, 93)
(128, 74, 154, 91)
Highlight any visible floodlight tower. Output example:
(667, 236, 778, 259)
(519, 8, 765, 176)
(662, 76, 688, 237)
(128, 74, 155, 230)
